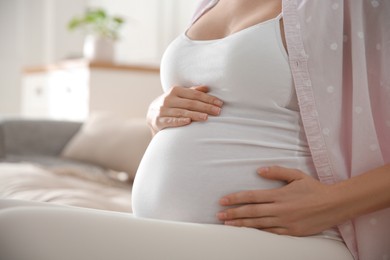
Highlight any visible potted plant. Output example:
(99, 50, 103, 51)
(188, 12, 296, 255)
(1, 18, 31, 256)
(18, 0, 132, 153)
(68, 8, 125, 62)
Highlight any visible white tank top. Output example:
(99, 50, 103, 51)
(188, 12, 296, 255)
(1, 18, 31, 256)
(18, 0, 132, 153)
(132, 9, 338, 239)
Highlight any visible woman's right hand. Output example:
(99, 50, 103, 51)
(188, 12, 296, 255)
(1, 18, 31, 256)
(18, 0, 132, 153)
(147, 85, 223, 135)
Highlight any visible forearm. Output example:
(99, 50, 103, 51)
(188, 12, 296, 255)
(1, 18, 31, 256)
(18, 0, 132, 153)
(330, 164, 390, 222)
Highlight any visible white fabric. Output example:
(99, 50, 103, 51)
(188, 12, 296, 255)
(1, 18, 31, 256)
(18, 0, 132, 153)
(0, 163, 132, 212)
(132, 13, 317, 224)
(0, 200, 353, 260)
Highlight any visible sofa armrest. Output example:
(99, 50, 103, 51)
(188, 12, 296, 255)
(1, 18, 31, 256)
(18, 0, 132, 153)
(0, 119, 82, 157)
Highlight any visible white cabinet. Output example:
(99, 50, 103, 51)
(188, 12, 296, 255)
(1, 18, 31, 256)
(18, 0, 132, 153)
(22, 65, 89, 120)
(47, 68, 89, 120)
(22, 59, 162, 120)
(21, 73, 51, 118)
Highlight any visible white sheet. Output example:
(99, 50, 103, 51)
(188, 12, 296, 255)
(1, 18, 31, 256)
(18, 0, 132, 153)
(0, 163, 132, 212)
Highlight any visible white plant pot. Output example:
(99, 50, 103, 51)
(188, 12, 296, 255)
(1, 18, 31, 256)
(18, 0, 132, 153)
(83, 35, 115, 62)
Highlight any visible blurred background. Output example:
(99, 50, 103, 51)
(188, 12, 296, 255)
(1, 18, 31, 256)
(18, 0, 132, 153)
(0, 0, 198, 119)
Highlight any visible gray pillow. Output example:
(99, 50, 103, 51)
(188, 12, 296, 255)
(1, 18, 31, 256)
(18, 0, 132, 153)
(0, 122, 5, 159)
(3, 119, 81, 156)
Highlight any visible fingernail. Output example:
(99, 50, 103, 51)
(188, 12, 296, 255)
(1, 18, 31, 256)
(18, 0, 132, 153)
(216, 212, 227, 220)
(219, 198, 229, 205)
(225, 221, 236, 226)
(198, 113, 208, 120)
(214, 100, 223, 106)
(258, 167, 269, 174)
(212, 107, 221, 115)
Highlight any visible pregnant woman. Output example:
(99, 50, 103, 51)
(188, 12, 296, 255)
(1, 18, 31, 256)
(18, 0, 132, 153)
(0, 1, 389, 260)
(132, 0, 338, 235)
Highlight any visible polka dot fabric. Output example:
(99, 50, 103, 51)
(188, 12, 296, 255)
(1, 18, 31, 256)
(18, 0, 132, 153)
(193, 1, 390, 259)
(282, 1, 390, 259)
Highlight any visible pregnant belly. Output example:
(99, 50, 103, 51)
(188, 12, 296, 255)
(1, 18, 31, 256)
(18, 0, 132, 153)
(132, 120, 316, 224)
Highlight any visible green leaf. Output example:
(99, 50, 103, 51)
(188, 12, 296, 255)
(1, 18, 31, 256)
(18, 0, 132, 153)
(67, 17, 81, 30)
(67, 7, 126, 40)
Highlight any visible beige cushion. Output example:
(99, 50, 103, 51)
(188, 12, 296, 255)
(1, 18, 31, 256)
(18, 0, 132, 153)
(61, 113, 152, 180)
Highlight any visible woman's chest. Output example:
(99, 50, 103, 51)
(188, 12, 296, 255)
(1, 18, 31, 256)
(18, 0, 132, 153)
(160, 22, 295, 111)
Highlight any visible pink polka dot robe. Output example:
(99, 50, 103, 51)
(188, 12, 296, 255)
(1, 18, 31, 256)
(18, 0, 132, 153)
(192, 0, 390, 259)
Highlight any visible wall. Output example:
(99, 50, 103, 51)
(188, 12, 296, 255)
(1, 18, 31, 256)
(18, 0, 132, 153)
(0, 0, 86, 116)
(0, 0, 24, 116)
(44, 0, 87, 61)
(87, 0, 198, 64)
(0, 0, 198, 117)
(157, 0, 199, 58)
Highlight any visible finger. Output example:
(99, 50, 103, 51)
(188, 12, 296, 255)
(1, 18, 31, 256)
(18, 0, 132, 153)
(217, 204, 276, 221)
(191, 85, 209, 93)
(164, 87, 223, 115)
(159, 107, 209, 121)
(223, 217, 280, 230)
(223, 219, 290, 236)
(172, 97, 222, 116)
(261, 227, 289, 235)
(257, 166, 305, 183)
(155, 117, 191, 130)
(170, 86, 223, 107)
(219, 189, 275, 206)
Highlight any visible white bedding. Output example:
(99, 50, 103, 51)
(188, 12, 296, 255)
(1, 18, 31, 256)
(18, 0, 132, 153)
(0, 163, 132, 212)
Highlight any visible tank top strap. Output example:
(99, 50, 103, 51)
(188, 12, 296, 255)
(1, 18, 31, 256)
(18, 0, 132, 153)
(275, 12, 283, 21)
(189, 0, 219, 27)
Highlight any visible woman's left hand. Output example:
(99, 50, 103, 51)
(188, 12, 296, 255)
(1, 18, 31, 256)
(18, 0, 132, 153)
(217, 166, 341, 236)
